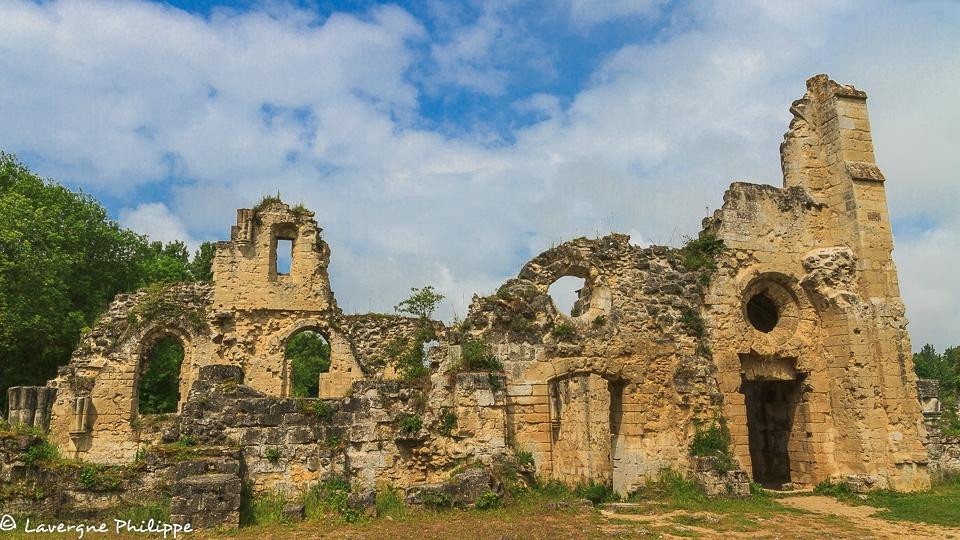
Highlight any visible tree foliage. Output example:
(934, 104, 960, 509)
(0, 153, 211, 410)
(286, 331, 330, 398)
(393, 285, 444, 320)
(914, 344, 960, 435)
(138, 338, 185, 414)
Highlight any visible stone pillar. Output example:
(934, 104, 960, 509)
(6, 386, 56, 431)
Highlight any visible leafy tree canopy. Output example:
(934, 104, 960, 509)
(0, 153, 212, 411)
(394, 285, 444, 320)
(914, 344, 960, 435)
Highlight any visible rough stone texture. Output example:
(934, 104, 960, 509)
(5, 74, 937, 528)
(690, 456, 751, 497)
(6, 387, 56, 430)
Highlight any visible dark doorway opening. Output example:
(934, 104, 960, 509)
(742, 379, 801, 487)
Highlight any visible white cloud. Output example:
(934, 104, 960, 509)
(119, 202, 198, 250)
(0, 0, 957, 350)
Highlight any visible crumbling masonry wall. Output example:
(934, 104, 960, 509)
(6, 75, 934, 521)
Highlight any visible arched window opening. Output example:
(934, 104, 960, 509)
(746, 292, 779, 333)
(548, 276, 586, 317)
(138, 337, 184, 414)
(286, 330, 330, 398)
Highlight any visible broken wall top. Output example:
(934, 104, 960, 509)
(212, 200, 337, 313)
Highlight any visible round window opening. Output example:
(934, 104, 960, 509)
(746, 292, 779, 333)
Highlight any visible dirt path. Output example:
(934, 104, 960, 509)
(779, 495, 960, 540)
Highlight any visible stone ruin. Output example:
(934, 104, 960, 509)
(1, 75, 942, 527)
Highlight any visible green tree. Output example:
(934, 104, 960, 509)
(0, 153, 150, 410)
(914, 344, 960, 435)
(137, 240, 193, 285)
(914, 344, 960, 394)
(138, 338, 184, 414)
(189, 241, 216, 281)
(394, 285, 444, 320)
(286, 331, 330, 398)
(0, 153, 209, 411)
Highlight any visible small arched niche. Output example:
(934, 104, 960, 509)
(136, 335, 185, 415)
(284, 329, 330, 398)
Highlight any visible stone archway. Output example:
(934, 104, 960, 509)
(273, 320, 363, 398)
(134, 327, 194, 417)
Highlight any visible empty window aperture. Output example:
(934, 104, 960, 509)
(746, 292, 779, 333)
(276, 238, 293, 275)
(286, 330, 330, 398)
(138, 337, 184, 414)
(548, 276, 586, 316)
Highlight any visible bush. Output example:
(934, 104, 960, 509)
(680, 307, 705, 339)
(459, 339, 503, 371)
(376, 486, 406, 519)
(475, 490, 502, 510)
(575, 481, 619, 505)
(515, 449, 534, 468)
(689, 414, 735, 474)
(241, 488, 288, 526)
(265, 447, 282, 464)
(175, 435, 197, 447)
(813, 479, 855, 498)
(629, 469, 707, 505)
(398, 414, 423, 434)
(23, 440, 60, 467)
(386, 332, 432, 381)
(680, 233, 725, 273)
(439, 411, 457, 436)
(551, 323, 575, 340)
(115, 500, 171, 524)
(592, 315, 606, 327)
(310, 400, 334, 422)
(394, 286, 445, 320)
(78, 464, 125, 491)
(303, 477, 362, 523)
(421, 490, 453, 510)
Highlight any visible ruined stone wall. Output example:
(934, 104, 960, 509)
(459, 237, 721, 494)
(8, 74, 933, 509)
(43, 283, 216, 463)
(704, 75, 929, 491)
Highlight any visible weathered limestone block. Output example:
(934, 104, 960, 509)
(170, 472, 241, 530)
(690, 457, 750, 497)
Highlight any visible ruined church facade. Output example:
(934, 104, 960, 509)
(6, 75, 932, 518)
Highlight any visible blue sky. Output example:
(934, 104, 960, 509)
(0, 0, 958, 349)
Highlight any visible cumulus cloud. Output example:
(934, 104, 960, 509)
(119, 202, 198, 250)
(0, 0, 956, 349)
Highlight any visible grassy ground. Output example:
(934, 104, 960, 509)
(814, 475, 960, 527)
(5, 475, 960, 538)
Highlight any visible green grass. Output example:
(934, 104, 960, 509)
(627, 470, 789, 517)
(240, 486, 289, 526)
(825, 477, 960, 527)
(376, 486, 407, 519)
